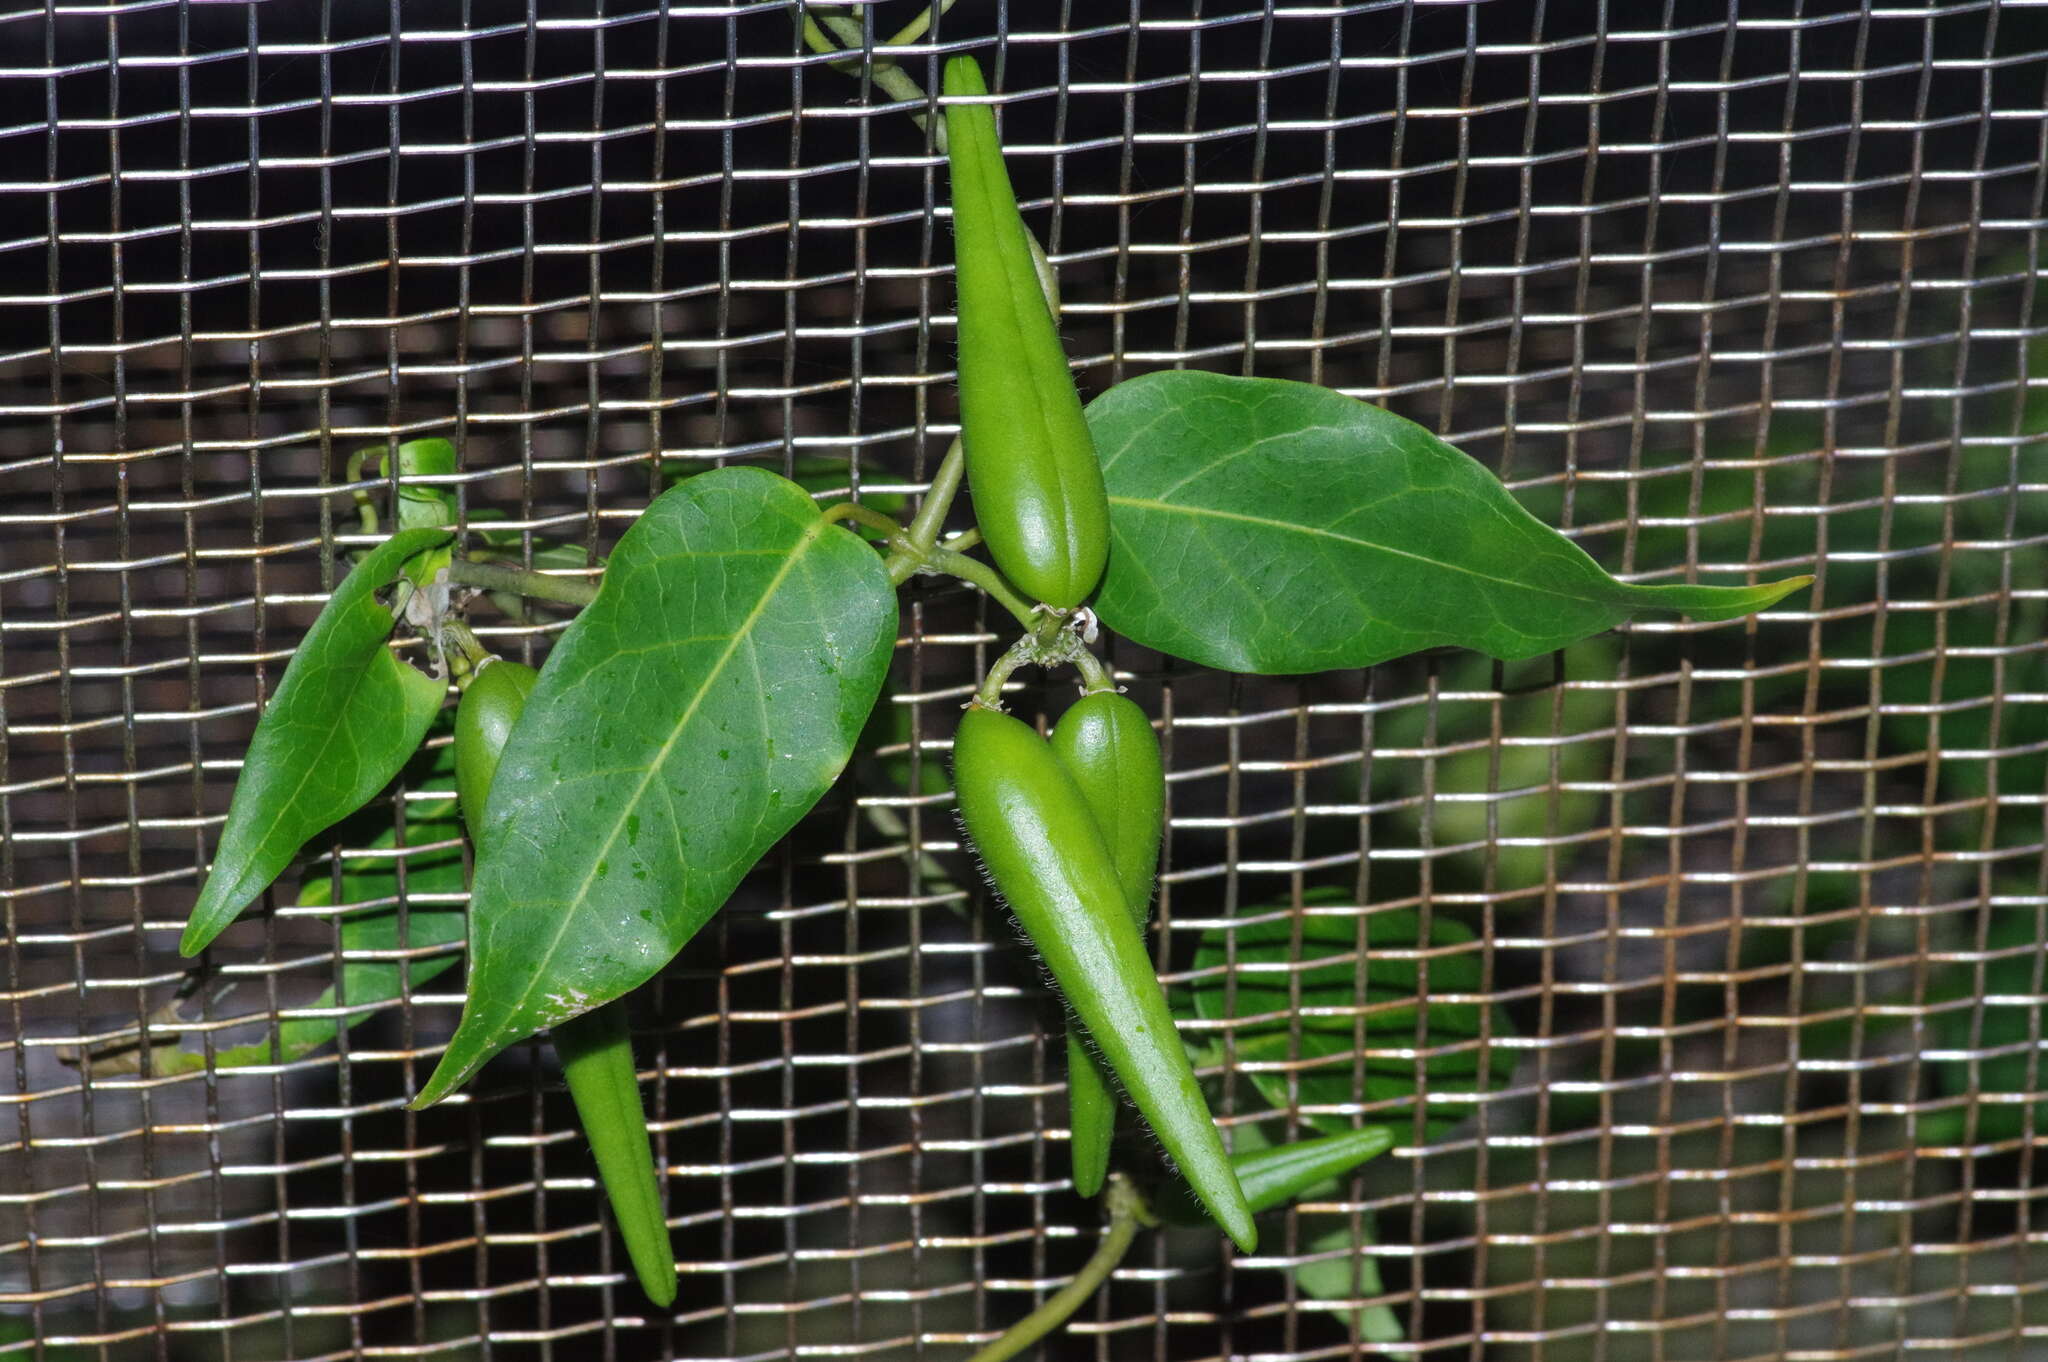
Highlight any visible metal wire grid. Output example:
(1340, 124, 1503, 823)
(3, 2, 2047, 1358)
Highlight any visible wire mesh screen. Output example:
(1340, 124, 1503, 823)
(5, 2, 2046, 1359)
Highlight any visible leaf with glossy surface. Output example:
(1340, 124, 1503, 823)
(1183, 896, 1517, 1138)
(181, 527, 453, 956)
(414, 467, 898, 1104)
(1087, 370, 1811, 674)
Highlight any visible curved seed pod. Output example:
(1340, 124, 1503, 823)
(952, 705, 1253, 1250)
(1159, 1126, 1399, 1225)
(1064, 1029, 1117, 1197)
(453, 658, 538, 824)
(943, 55, 1109, 608)
(550, 1000, 678, 1308)
(1051, 690, 1166, 1197)
(1051, 690, 1164, 913)
(455, 659, 678, 1308)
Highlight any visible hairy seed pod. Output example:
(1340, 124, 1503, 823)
(953, 704, 1252, 1250)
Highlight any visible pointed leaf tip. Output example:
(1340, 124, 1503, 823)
(1086, 371, 1814, 674)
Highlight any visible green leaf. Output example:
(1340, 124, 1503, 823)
(414, 467, 898, 1104)
(1294, 1219, 1405, 1345)
(181, 527, 453, 956)
(1086, 370, 1811, 674)
(1183, 897, 1517, 1138)
(152, 753, 469, 1074)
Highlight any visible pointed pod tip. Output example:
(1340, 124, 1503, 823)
(941, 53, 986, 98)
(637, 1263, 679, 1310)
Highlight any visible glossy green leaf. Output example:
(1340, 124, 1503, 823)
(146, 746, 467, 1075)
(1086, 370, 1812, 675)
(180, 527, 454, 956)
(414, 467, 898, 1104)
(1183, 898, 1517, 1138)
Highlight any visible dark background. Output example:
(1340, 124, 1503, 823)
(4, 3, 2045, 1359)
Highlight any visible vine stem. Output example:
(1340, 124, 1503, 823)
(964, 1175, 1156, 1362)
(798, 2, 956, 148)
(345, 447, 381, 536)
(905, 436, 966, 552)
(446, 558, 600, 608)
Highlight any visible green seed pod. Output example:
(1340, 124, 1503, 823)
(1051, 690, 1164, 915)
(1051, 689, 1166, 1197)
(453, 658, 538, 826)
(952, 705, 1253, 1251)
(1159, 1126, 1398, 1225)
(454, 659, 678, 1308)
(943, 55, 1110, 609)
(550, 1000, 678, 1308)
(1064, 1029, 1117, 1197)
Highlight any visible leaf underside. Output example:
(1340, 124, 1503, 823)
(1086, 370, 1811, 675)
(416, 466, 898, 1104)
(181, 527, 453, 956)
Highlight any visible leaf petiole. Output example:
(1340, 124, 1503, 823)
(446, 558, 600, 609)
(821, 499, 915, 547)
(929, 548, 1040, 631)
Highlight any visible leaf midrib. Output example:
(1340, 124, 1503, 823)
(1107, 492, 1613, 611)
(486, 513, 825, 1037)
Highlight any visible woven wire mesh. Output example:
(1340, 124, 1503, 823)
(4, 2, 2046, 1359)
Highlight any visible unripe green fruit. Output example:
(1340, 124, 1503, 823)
(453, 658, 537, 828)
(952, 704, 1252, 1250)
(943, 55, 1110, 609)
(1050, 689, 1166, 1198)
(1158, 1126, 1398, 1225)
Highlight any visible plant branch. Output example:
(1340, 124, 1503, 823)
(905, 436, 965, 551)
(964, 1175, 1155, 1362)
(821, 499, 912, 544)
(447, 558, 600, 608)
(929, 548, 1039, 630)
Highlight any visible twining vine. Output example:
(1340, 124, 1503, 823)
(152, 8, 1811, 1351)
